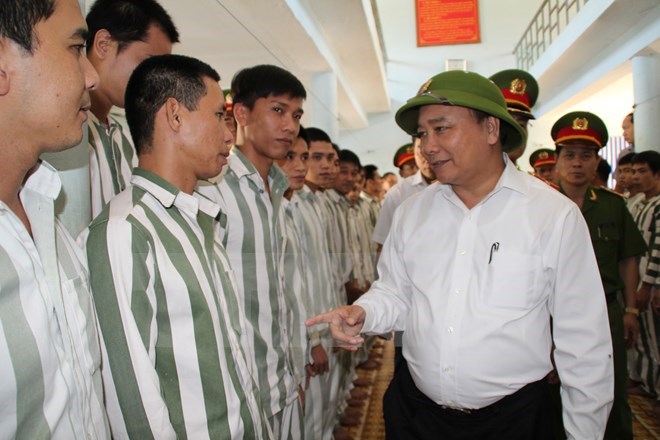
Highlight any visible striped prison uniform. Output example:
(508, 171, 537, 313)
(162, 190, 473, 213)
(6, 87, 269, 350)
(83, 168, 271, 439)
(0, 162, 109, 439)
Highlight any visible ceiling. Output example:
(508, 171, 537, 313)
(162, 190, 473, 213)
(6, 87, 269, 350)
(136, 0, 659, 170)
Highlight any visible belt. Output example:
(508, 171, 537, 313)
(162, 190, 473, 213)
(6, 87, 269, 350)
(428, 379, 546, 417)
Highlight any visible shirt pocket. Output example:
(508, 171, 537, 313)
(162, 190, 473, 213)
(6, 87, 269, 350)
(485, 252, 544, 310)
(592, 221, 620, 267)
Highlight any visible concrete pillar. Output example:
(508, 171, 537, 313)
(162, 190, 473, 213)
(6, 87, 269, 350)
(632, 54, 660, 152)
(310, 72, 339, 141)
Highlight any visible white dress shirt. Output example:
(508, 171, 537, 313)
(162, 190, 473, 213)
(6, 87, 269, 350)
(372, 170, 431, 245)
(356, 156, 613, 440)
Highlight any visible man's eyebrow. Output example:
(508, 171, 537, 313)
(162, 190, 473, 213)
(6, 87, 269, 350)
(70, 27, 89, 41)
(417, 116, 448, 130)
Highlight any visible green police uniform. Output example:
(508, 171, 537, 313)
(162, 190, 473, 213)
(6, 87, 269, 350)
(557, 185, 646, 439)
(551, 111, 647, 440)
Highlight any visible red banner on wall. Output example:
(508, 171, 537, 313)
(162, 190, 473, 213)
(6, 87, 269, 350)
(416, 0, 480, 47)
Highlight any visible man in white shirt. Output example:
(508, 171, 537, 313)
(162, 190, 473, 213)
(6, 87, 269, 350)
(308, 70, 614, 439)
(0, 0, 110, 437)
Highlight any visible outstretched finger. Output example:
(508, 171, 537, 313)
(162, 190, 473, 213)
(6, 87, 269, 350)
(305, 311, 334, 327)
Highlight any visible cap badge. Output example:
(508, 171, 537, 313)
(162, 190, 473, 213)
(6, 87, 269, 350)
(539, 151, 549, 160)
(572, 117, 589, 131)
(509, 78, 527, 95)
(417, 79, 433, 95)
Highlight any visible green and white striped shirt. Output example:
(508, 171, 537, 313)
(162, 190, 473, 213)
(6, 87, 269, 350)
(88, 112, 138, 218)
(630, 194, 660, 286)
(83, 168, 270, 439)
(197, 149, 297, 418)
(281, 195, 310, 386)
(0, 162, 110, 439)
(319, 189, 352, 306)
(295, 186, 336, 322)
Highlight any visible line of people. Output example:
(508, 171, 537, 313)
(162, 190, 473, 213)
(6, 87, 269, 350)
(2, 1, 657, 440)
(2, 1, 390, 439)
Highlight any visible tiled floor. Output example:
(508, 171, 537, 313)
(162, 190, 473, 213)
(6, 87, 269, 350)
(348, 340, 660, 439)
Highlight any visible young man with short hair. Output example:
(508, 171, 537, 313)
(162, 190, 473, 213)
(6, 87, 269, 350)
(86, 0, 178, 217)
(0, 0, 109, 437)
(628, 151, 660, 414)
(198, 64, 306, 438)
(361, 164, 382, 227)
(83, 54, 271, 439)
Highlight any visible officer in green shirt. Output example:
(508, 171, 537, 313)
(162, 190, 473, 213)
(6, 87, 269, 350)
(553, 110, 646, 440)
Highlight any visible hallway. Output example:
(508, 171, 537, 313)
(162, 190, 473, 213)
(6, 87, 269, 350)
(348, 340, 660, 439)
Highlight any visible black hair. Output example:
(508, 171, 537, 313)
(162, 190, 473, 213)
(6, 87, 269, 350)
(125, 54, 220, 154)
(469, 108, 509, 147)
(338, 149, 361, 169)
(363, 165, 378, 181)
(596, 159, 611, 183)
(86, 0, 179, 52)
(306, 127, 332, 143)
(632, 151, 660, 174)
(618, 152, 635, 166)
(297, 125, 310, 147)
(0, 0, 55, 53)
(231, 64, 306, 110)
(627, 112, 634, 124)
(331, 143, 341, 155)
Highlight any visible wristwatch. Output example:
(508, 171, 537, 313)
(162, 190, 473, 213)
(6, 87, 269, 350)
(625, 307, 640, 316)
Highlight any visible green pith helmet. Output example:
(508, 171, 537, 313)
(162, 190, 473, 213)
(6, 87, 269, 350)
(393, 143, 415, 168)
(489, 69, 539, 119)
(551, 111, 609, 149)
(395, 70, 526, 152)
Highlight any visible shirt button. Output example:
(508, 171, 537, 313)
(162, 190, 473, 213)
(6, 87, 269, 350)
(443, 367, 451, 373)
(455, 289, 460, 294)
(447, 327, 454, 333)
(459, 250, 466, 255)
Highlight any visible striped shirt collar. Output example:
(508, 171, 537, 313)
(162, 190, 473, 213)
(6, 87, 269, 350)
(130, 168, 220, 218)
(20, 160, 62, 201)
(228, 147, 289, 196)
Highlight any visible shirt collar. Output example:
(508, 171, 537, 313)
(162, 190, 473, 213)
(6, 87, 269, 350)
(410, 170, 434, 188)
(228, 147, 290, 196)
(130, 168, 220, 218)
(21, 160, 62, 201)
(438, 153, 529, 201)
(360, 191, 378, 203)
(88, 110, 120, 129)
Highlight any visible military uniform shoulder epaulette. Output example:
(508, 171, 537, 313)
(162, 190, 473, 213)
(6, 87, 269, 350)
(533, 174, 560, 191)
(597, 186, 625, 199)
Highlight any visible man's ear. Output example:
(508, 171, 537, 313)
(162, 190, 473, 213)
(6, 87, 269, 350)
(164, 97, 183, 132)
(0, 39, 17, 96)
(91, 29, 116, 60)
(233, 102, 249, 126)
(485, 116, 501, 144)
